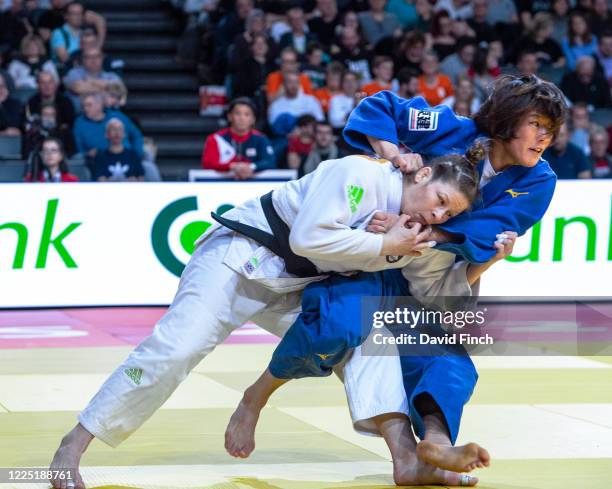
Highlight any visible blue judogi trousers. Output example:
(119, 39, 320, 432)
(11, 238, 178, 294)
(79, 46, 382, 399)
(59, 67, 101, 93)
(268, 269, 478, 444)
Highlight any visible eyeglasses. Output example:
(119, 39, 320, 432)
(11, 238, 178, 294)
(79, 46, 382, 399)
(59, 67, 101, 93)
(41, 148, 61, 154)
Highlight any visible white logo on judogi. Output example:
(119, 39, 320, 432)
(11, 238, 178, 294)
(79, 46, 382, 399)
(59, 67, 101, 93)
(214, 134, 237, 163)
(408, 108, 439, 131)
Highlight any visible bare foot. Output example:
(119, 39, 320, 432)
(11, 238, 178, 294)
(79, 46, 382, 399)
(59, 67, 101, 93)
(49, 424, 93, 489)
(416, 439, 490, 473)
(393, 449, 479, 487)
(224, 397, 261, 458)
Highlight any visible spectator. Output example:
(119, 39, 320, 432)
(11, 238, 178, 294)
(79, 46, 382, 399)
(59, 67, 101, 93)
(8, 34, 59, 90)
(431, 10, 456, 61)
(418, 50, 453, 106)
(333, 26, 372, 83)
(103, 80, 127, 111)
(314, 61, 345, 112)
(25, 71, 75, 128)
(358, 0, 402, 47)
(301, 121, 343, 176)
(38, 0, 106, 45)
(550, 0, 569, 44)
(308, 0, 340, 49)
(591, 0, 611, 38)
(93, 118, 144, 181)
(268, 72, 325, 134)
(396, 67, 421, 99)
(0, 1, 29, 57)
(562, 11, 598, 71)
(569, 102, 592, 155)
(515, 0, 548, 29)
(231, 33, 275, 101)
(589, 126, 611, 177)
(279, 7, 316, 59)
(24, 136, 79, 182)
(385, 0, 418, 30)
(512, 12, 565, 68)
(394, 30, 425, 76)
(329, 70, 360, 129)
(467, 0, 496, 44)
(560, 55, 612, 108)
(213, 0, 253, 76)
(23, 102, 76, 158)
(265, 47, 314, 103)
(63, 47, 122, 108)
(201, 97, 275, 179)
(515, 50, 540, 77)
(73, 92, 143, 159)
(452, 99, 471, 117)
(441, 74, 480, 115)
(49, 1, 84, 65)
(287, 114, 316, 170)
(230, 9, 277, 69)
(595, 30, 612, 85)
(302, 42, 327, 89)
(0, 74, 22, 136)
(487, 0, 519, 36)
(434, 0, 472, 20)
(439, 36, 477, 84)
(66, 27, 124, 75)
(542, 122, 592, 179)
(468, 44, 501, 100)
(362, 55, 395, 96)
(414, 0, 433, 32)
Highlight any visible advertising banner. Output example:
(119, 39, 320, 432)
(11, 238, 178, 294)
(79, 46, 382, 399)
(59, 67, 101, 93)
(1, 181, 610, 307)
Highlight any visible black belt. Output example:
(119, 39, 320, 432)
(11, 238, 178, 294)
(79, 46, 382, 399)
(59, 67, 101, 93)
(211, 192, 320, 278)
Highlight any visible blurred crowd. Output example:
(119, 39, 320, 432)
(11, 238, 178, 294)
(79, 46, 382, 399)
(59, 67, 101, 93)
(0, 0, 611, 182)
(169, 0, 612, 179)
(0, 0, 159, 182)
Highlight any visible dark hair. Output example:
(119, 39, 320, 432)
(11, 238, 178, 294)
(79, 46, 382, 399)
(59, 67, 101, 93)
(473, 75, 567, 141)
(31, 137, 69, 181)
(371, 55, 393, 70)
(296, 114, 316, 127)
(228, 97, 257, 118)
(425, 140, 487, 205)
(568, 11, 593, 46)
(431, 10, 451, 37)
(306, 41, 323, 56)
(397, 67, 420, 84)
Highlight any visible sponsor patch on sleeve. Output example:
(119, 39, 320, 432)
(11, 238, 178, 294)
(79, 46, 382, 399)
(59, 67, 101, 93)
(408, 108, 439, 131)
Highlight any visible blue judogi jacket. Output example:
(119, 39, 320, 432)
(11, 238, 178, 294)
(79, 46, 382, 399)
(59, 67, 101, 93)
(344, 91, 557, 264)
(268, 93, 559, 433)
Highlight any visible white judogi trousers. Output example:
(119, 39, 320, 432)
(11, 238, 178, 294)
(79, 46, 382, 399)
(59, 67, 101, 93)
(78, 231, 305, 447)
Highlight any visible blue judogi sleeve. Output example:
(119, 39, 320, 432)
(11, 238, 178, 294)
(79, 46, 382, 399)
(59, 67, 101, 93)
(437, 161, 557, 263)
(343, 92, 481, 158)
(343, 90, 558, 264)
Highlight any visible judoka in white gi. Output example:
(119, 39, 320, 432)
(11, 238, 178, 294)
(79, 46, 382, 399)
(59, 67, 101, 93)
(49, 148, 482, 489)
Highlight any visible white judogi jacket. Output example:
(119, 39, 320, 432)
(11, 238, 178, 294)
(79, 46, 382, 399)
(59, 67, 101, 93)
(197, 155, 428, 293)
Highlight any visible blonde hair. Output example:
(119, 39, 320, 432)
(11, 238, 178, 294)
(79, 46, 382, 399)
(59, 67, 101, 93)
(20, 34, 47, 58)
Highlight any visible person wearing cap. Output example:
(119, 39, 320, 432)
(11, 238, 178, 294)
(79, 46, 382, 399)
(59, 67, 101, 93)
(201, 97, 276, 180)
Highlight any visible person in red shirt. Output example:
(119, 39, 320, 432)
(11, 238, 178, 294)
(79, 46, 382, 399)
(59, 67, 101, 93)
(362, 55, 395, 96)
(24, 137, 79, 182)
(201, 97, 276, 180)
(286, 114, 316, 169)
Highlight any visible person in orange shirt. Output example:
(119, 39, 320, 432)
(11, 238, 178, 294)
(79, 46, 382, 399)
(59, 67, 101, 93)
(314, 61, 345, 113)
(266, 47, 314, 103)
(361, 55, 395, 96)
(418, 50, 454, 106)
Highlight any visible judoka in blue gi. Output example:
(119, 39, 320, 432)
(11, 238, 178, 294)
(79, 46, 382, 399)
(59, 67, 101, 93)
(226, 75, 568, 487)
